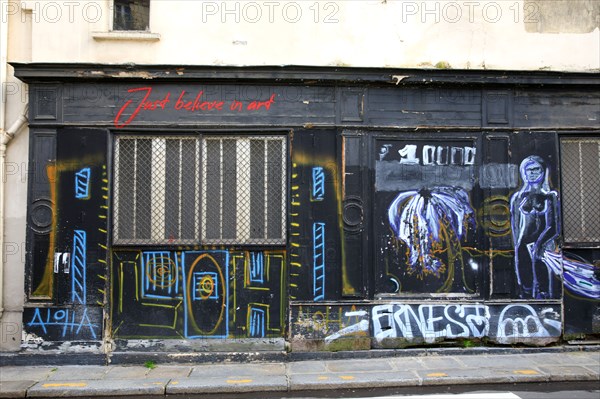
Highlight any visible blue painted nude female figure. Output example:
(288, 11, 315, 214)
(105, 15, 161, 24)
(510, 156, 560, 299)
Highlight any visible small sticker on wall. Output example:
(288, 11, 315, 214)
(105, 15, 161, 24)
(53, 252, 71, 274)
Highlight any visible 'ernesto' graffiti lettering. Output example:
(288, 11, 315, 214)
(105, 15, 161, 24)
(372, 304, 490, 343)
(114, 87, 276, 128)
(371, 303, 561, 344)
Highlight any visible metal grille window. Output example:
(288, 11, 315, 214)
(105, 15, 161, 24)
(114, 136, 201, 245)
(114, 135, 286, 246)
(560, 137, 600, 244)
(202, 136, 287, 245)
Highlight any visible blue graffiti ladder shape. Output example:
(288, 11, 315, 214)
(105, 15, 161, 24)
(311, 167, 325, 201)
(74, 168, 91, 199)
(313, 222, 326, 301)
(250, 252, 265, 284)
(71, 230, 87, 304)
(249, 307, 266, 338)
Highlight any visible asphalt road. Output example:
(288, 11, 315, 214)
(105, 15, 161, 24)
(274, 382, 600, 399)
(285, 382, 599, 399)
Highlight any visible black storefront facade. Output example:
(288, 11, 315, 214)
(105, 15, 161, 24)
(13, 64, 600, 356)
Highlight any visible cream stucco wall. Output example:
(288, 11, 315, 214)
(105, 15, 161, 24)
(4, 0, 600, 71)
(0, 113, 28, 351)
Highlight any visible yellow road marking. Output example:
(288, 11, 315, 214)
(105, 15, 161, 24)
(514, 369, 539, 375)
(226, 379, 253, 384)
(339, 375, 355, 380)
(317, 376, 329, 380)
(427, 372, 448, 377)
(42, 383, 87, 388)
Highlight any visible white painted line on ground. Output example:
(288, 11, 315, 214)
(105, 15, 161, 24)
(364, 393, 521, 399)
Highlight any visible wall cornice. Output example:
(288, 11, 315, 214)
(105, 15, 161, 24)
(11, 63, 600, 87)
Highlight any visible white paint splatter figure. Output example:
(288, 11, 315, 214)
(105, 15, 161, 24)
(388, 187, 475, 281)
(510, 156, 560, 299)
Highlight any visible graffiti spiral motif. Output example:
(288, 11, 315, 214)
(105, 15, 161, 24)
(478, 196, 511, 237)
(146, 256, 178, 289)
(198, 274, 215, 299)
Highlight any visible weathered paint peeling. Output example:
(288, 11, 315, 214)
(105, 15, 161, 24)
(524, 0, 600, 34)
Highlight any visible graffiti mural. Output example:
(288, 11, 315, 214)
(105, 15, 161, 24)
(375, 140, 480, 295)
(23, 128, 108, 344)
(510, 156, 561, 299)
(291, 302, 562, 350)
(313, 222, 326, 301)
(20, 80, 599, 351)
(388, 187, 475, 278)
(290, 305, 370, 350)
(183, 251, 229, 338)
(288, 130, 341, 302)
(311, 167, 325, 202)
(70, 230, 87, 305)
(371, 303, 490, 344)
(544, 252, 600, 299)
(495, 304, 561, 344)
(562, 250, 600, 335)
(74, 167, 91, 199)
(26, 307, 100, 341)
(30, 164, 57, 299)
(111, 250, 286, 339)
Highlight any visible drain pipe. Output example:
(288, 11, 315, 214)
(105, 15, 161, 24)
(0, 105, 29, 319)
(0, 0, 8, 320)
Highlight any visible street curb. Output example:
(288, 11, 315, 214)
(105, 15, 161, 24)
(2, 372, 598, 398)
(2, 344, 598, 367)
(166, 376, 289, 395)
(0, 380, 35, 398)
(25, 379, 170, 398)
(108, 350, 288, 365)
(2, 349, 599, 398)
(287, 344, 600, 362)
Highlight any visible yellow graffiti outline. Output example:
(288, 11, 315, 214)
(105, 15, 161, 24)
(291, 152, 351, 295)
(185, 253, 225, 336)
(32, 164, 57, 298)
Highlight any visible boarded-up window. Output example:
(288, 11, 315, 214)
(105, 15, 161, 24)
(113, 135, 286, 246)
(560, 137, 600, 245)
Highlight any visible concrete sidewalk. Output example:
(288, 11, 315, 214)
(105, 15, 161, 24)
(1, 349, 599, 398)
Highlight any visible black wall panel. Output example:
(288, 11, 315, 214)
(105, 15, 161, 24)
(18, 71, 599, 347)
